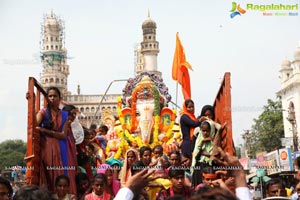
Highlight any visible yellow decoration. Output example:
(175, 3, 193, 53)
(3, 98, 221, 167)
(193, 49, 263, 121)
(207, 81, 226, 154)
(106, 145, 110, 156)
(165, 121, 175, 139)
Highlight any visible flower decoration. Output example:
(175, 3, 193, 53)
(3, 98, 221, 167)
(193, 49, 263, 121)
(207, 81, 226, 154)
(114, 76, 175, 154)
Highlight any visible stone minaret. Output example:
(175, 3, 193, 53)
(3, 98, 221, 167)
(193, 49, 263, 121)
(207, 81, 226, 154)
(40, 11, 70, 98)
(279, 58, 292, 83)
(137, 11, 160, 74)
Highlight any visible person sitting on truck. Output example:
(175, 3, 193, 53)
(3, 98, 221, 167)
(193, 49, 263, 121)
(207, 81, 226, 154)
(194, 105, 220, 133)
(62, 104, 79, 195)
(179, 99, 201, 157)
(35, 86, 73, 193)
(191, 120, 216, 187)
(89, 125, 108, 151)
(193, 105, 224, 169)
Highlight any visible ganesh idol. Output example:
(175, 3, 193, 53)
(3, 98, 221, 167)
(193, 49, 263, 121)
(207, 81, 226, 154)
(112, 73, 178, 158)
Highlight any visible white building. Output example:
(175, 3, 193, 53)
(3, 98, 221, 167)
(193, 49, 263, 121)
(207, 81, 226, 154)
(278, 42, 300, 150)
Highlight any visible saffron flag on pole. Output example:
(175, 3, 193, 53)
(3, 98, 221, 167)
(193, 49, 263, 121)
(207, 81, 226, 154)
(172, 33, 193, 100)
(178, 66, 191, 100)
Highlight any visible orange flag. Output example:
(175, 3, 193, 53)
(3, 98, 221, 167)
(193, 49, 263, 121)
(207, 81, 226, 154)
(178, 66, 191, 99)
(172, 33, 193, 100)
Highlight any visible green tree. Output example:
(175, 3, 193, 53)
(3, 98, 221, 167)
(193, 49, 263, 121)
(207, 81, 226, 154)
(242, 98, 284, 158)
(0, 140, 26, 169)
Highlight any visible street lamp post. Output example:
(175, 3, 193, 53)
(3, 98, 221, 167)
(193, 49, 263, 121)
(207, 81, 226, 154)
(287, 105, 298, 152)
(91, 79, 128, 124)
(291, 119, 298, 152)
(244, 130, 251, 158)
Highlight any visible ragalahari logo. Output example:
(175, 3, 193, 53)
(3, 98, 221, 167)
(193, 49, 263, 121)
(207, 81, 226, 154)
(230, 2, 246, 18)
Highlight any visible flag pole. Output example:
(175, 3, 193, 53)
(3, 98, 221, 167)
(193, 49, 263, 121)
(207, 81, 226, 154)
(175, 81, 178, 112)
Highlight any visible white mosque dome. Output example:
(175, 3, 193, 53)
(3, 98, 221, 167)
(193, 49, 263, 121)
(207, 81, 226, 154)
(142, 17, 157, 28)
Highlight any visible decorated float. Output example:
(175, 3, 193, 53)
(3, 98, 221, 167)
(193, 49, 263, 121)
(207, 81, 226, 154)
(25, 71, 233, 185)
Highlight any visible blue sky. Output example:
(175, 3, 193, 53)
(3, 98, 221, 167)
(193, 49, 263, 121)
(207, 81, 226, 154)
(0, 0, 299, 145)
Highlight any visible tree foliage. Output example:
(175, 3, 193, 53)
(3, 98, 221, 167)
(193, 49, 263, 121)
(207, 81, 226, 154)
(242, 98, 284, 158)
(0, 140, 26, 169)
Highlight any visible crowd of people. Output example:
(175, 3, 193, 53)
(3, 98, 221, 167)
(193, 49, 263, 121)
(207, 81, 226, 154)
(4, 86, 296, 200)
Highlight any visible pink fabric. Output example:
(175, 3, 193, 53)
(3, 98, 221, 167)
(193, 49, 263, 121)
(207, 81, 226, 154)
(39, 109, 64, 192)
(66, 127, 77, 195)
(97, 164, 120, 196)
(85, 192, 111, 200)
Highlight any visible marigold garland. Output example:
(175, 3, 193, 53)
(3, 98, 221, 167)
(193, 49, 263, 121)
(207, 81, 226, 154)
(151, 115, 160, 147)
(113, 142, 123, 159)
(114, 82, 176, 154)
(165, 121, 175, 139)
(113, 129, 128, 159)
(124, 129, 143, 147)
(106, 145, 110, 156)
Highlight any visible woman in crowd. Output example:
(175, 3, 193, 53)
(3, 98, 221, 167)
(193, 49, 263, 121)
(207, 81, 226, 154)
(84, 174, 112, 200)
(97, 164, 120, 198)
(36, 86, 72, 192)
(181, 153, 192, 187)
(52, 175, 76, 200)
(119, 148, 139, 187)
(169, 151, 181, 167)
(160, 155, 171, 172)
(180, 99, 201, 157)
(105, 158, 123, 182)
(139, 146, 152, 167)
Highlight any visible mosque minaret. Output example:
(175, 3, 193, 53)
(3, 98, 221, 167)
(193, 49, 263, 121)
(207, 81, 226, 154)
(136, 11, 161, 77)
(40, 11, 70, 98)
